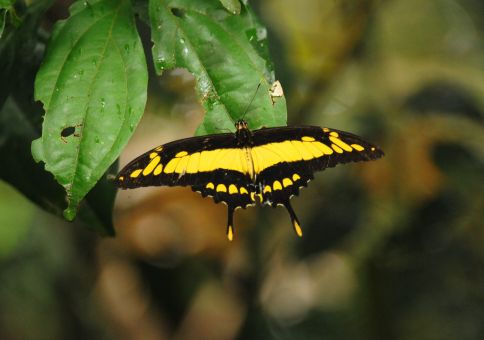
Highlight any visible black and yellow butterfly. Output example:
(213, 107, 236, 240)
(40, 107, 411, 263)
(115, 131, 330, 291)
(116, 120, 384, 240)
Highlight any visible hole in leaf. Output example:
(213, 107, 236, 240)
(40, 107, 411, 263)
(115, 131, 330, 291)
(170, 7, 185, 18)
(61, 126, 76, 137)
(60, 124, 82, 143)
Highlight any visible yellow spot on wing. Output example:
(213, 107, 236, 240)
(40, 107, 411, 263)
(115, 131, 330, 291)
(240, 148, 251, 177)
(329, 131, 339, 138)
(292, 173, 301, 181)
(292, 141, 313, 160)
(329, 136, 353, 152)
(154, 146, 163, 151)
(270, 141, 294, 158)
(143, 156, 161, 176)
(198, 150, 223, 173)
(206, 182, 214, 189)
(304, 141, 324, 157)
(175, 155, 190, 173)
(257, 141, 302, 172)
(371, 147, 376, 151)
(216, 184, 227, 192)
(293, 220, 303, 237)
(227, 225, 234, 241)
(198, 148, 245, 173)
(228, 184, 238, 194)
(273, 180, 282, 190)
(323, 127, 330, 132)
(240, 187, 248, 194)
(282, 178, 293, 187)
(223, 149, 244, 174)
(263, 185, 272, 193)
(301, 136, 315, 142)
(154, 164, 163, 175)
(130, 169, 142, 178)
(251, 145, 281, 174)
(250, 192, 262, 202)
(175, 151, 188, 158)
(119, 176, 124, 181)
(332, 144, 344, 153)
(164, 158, 179, 173)
(315, 142, 333, 155)
(149, 152, 158, 159)
(186, 152, 201, 173)
(351, 144, 365, 151)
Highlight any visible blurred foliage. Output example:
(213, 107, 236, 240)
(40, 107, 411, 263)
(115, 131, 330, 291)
(1, 0, 484, 339)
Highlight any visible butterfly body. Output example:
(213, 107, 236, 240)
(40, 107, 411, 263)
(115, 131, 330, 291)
(116, 120, 384, 240)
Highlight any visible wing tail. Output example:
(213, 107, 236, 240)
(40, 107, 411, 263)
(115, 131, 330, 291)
(227, 206, 235, 241)
(284, 200, 303, 237)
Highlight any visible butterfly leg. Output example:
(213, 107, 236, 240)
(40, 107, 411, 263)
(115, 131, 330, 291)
(283, 200, 303, 237)
(226, 206, 235, 241)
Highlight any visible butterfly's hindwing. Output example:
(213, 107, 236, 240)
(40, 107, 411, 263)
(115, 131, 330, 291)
(191, 170, 254, 209)
(256, 161, 312, 206)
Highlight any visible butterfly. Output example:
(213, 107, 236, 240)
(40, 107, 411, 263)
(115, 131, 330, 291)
(115, 120, 384, 240)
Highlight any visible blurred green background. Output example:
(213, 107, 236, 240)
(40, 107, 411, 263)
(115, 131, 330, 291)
(1, 0, 484, 339)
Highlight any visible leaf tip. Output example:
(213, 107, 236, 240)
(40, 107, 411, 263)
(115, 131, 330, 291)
(63, 206, 77, 221)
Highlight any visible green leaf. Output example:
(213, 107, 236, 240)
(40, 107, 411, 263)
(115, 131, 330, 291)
(0, 0, 117, 235)
(218, 0, 241, 15)
(149, 0, 286, 135)
(32, 0, 148, 221)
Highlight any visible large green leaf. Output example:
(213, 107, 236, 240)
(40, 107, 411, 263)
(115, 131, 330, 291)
(149, 0, 287, 135)
(31, 0, 147, 221)
(0, 0, 115, 235)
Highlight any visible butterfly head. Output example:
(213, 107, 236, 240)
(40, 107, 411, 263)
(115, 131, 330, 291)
(235, 120, 252, 145)
(235, 119, 249, 131)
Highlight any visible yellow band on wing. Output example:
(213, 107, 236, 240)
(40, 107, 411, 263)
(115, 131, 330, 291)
(158, 139, 337, 177)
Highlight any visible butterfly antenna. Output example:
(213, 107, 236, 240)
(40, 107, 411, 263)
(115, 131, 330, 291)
(283, 200, 303, 237)
(241, 82, 262, 121)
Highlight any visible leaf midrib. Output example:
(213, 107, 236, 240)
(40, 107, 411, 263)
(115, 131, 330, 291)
(67, 2, 123, 201)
